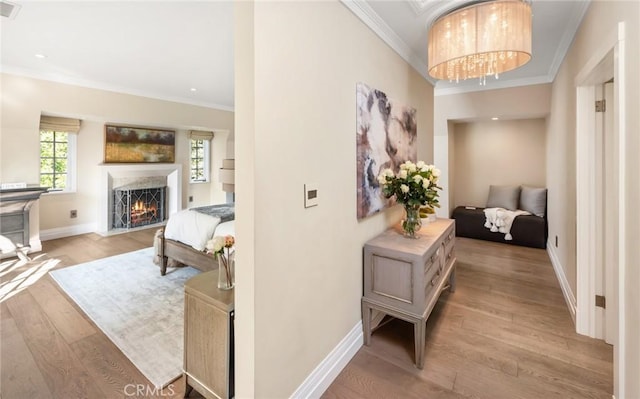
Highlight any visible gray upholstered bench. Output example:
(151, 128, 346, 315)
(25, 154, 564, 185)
(451, 206, 547, 249)
(451, 185, 548, 249)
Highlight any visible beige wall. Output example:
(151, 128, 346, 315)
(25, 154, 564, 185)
(234, 1, 433, 397)
(547, 1, 639, 397)
(452, 119, 546, 209)
(0, 73, 234, 233)
(433, 84, 552, 216)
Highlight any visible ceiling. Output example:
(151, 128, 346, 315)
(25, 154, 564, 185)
(1, 1, 234, 110)
(0, 1, 590, 111)
(344, 0, 590, 95)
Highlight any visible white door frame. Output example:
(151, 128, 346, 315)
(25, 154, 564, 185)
(575, 21, 626, 397)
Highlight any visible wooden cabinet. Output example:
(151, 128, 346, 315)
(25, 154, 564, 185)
(184, 271, 234, 399)
(362, 218, 456, 369)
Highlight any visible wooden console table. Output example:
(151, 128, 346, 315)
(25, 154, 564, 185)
(184, 270, 234, 399)
(362, 218, 456, 369)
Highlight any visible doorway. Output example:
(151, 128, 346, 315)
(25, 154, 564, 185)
(575, 21, 626, 397)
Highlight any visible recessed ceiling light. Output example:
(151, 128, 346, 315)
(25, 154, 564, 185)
(35, 53, 47, 59)
(491, 117, 499, 120)
(1, 1, 22, 20)
(190, 88, 197, 92)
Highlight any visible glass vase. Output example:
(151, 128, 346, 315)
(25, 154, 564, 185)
(402, 204, 422, 238)
(217, 252, 235, 290)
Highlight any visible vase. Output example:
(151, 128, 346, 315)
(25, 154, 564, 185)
(217, 252, 235, 290)
(401, 204, 422, 238)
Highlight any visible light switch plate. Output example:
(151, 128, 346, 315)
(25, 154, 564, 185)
(304, 184, 318, 208)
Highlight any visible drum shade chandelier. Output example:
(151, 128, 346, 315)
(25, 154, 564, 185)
(427, 0, 532, 84)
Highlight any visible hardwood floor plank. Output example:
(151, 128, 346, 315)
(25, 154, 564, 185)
(29, 277, 96, 345)
(362, 304, 463, 390)
(456, 254, 561, 288)
(428, 308, 612, 396)
(321, 380, 370, 399)
(332, 350, 469, 399)
(70, 332, 146, 397)
(460, 313, 612, 374)
(328, 237, 612, 398)
(517, 353, 612, 398)
(70, 333, 191, 399)
(2, 230, 612, 399)
(440, 285, 515, 322)
(456, 266, 567, 308)
(565, 336, 614, 363)
(452, 356, 568, 399)
(5, 290, 106, 398)
(1, 316, 53, 399)
(460, 309, 569, 350)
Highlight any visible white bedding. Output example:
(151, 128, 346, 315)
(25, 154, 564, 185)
(214, 220, 235, 237)
(164, 210, 235, 251)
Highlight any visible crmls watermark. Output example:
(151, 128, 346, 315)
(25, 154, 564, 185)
(123, 383, 176, 397)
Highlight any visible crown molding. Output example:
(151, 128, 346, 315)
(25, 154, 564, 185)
(546, 0, 591, 81)
(0, 66, 235, 112)
(340, 0, 435, 85)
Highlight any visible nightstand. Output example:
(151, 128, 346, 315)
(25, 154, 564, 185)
(184, 270, 234, 399)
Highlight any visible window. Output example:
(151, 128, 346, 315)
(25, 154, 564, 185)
(40, 130, 77, 192)
(190, 139, 210, 183)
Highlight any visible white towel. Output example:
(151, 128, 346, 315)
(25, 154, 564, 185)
(483, 208, 530, 240)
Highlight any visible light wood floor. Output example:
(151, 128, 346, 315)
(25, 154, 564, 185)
(1, 232, 612, 398)
(323, 237, 613, 399)
(0, 228, 204, 399)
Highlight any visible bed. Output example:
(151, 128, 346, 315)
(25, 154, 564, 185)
(159, 203, 234, 275)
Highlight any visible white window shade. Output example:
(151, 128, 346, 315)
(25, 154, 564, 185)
(189, 130, 214, 140)
(39, 115, 81, 133)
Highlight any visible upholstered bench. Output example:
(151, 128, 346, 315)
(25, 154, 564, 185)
(451, 185, 548, 249)
(451, 206, 547, 248)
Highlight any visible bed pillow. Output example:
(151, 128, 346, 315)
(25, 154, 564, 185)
(519, 186, 547, 217)
(486, 185, 521, 211)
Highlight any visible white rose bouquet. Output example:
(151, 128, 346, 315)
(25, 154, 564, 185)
(377, 161, 442, 237)
(377, 160, 442, 209)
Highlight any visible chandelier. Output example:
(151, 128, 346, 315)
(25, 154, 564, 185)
(427, 0, 532, 84)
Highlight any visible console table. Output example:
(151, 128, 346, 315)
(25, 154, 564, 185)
(184, 270, 234, 399)
(362, 218, 456, 369)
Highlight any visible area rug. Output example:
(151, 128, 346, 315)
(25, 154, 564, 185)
(49, 247, 199, 387)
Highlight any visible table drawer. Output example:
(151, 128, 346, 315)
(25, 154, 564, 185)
(424, 249, 442, 288)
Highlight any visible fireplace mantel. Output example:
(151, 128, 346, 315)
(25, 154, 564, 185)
(98, 164, 182, 235)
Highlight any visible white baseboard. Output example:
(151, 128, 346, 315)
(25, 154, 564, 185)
(290, 321, 363, 399)
(40, 223, 97, 241)
(547, 241, 577, 323)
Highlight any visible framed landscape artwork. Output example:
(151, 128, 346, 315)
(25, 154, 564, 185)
(104, 125, 175, 163)
(356, 82, 417, 219)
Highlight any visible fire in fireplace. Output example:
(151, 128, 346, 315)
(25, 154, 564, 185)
(113, 186, 166, 229)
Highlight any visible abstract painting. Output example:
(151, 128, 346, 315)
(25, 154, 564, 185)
(356, 82, 417, 219)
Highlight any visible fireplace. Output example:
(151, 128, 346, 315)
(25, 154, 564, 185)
(98, 163, 182, 236)
(112, 186, 166, 229)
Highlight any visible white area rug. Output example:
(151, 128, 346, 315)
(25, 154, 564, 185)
(49, 248, 199, 387)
